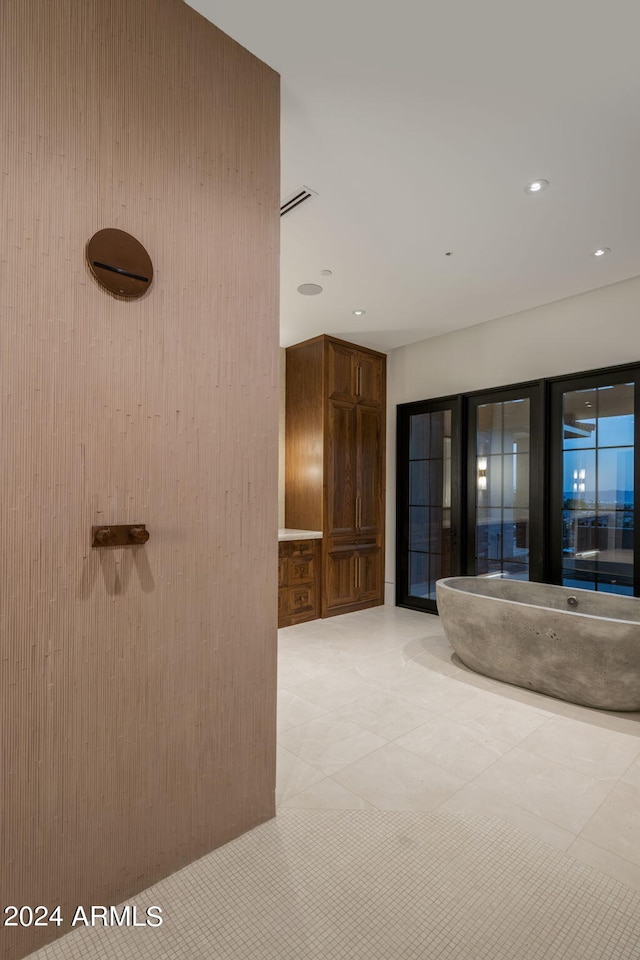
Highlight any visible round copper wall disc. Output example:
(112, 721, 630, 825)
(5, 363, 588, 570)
(86, 228, 153, 299)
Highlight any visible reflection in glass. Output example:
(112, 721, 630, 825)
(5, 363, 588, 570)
(409, 461, 429, 506)
(409, 506, 429, 551)
(407, 410, 453, 600)
(429, 459, 443, 505)
(561, 382, 634, 593)
(503, 454, 529, 508)
(598, 448, 633, 505)
(563, 450, 596, 504)
(429, 412, 444, 458)
(503, 561, 529, 580)
(563, 389, 597, 449)
(409, 551, 429, 598)
(503, 399, 530, 453)
(598, 384, 634, 446)
(477, 404, 503, 456)
(475, 399, 530, 578)
(429, 507, 443, 552)
(409, 413, 429, 460)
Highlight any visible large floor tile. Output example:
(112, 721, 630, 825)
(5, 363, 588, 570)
(443, 690, 552, 743)
(332, 741, 467, 811)
(519, 715, 640, 781)
(386, 670, 479, 714)
(622, 757, 640, 787)
(278, 777, 376, 810)
(276, 604, 640, 895)
(623, 755, 640, 786)
(452, 747, 614, 833)
(346, 647, 441, 684)
(395, 715, 512, 780)
(580, 782, 640, 865)
(327, 689, 437, 740)
(277, 656, 333, 688)
(278, 718, 387, 775)
(287, 668, 384, 710)
(277, 688, 329, 732)
(276, 745, 325, 804)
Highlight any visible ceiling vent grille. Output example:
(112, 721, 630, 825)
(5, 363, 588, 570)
(280, 185, 318, 217)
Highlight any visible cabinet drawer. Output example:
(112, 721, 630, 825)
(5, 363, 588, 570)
(279, 538, 317, 559)
(278, 539, 321, 627)
(289, 556, 315, 584)
(289, 583, 316, 617)
(290, 540, 316, 559)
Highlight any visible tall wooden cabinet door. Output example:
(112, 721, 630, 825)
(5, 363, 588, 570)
(327, 341, 356, 401)
(356, 405, 384, 535)
(324, 542, 357, 611)
(356, 352, 384, 407)
(326, 399, 357, 536)
(355, 544, 383, 603)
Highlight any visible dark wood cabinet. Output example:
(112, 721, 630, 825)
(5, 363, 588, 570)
(278, 538, 320, 627)
(327, 399, 357, 537)
(326, 341, 385, 406)
(286, 335, 386, 617)
(356, 405, 384, 536)
(324, 536, 382, 614)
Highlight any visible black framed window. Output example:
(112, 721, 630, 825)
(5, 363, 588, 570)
(466, 383, 544, 583)
(396, 361, 640, 613)
(396, 397, 462, 612)
(549, 368, 639, 595)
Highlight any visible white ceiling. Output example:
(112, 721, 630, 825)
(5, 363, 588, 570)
(187, 0, 640, 353)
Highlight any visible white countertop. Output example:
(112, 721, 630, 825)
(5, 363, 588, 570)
(278, 528, 323, 541)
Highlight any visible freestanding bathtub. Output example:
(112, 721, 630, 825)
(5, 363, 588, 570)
(435, 577, 640, 711)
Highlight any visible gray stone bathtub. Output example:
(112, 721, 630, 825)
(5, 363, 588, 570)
(435, 577, 640, 711)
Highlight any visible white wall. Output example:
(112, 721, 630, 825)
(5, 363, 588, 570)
(385, 274, 640, 603)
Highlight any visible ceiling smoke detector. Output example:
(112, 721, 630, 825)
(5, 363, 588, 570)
(280, 185, 318, 217)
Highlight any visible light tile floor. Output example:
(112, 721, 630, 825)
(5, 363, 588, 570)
(24, 603, 640, 959)
(27, 809, 640, 960)
(277, 604, 640, 892)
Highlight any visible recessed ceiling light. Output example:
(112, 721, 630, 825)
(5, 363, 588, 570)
(353, 309, 366, 316)
(592, 247, 611, 257)
(297, 283, 323, 295)
(524, 179, 549, 194)
(320, 269, 332, 276)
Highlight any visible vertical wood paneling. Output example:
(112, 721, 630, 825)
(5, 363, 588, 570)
(0, 1, 280, 956)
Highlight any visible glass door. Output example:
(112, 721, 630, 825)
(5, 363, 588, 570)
(467, 385, 543, 581)
(550, 372, 638, 594)
(396, 397, 462, 612)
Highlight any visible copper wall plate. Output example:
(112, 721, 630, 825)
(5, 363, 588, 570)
(92, 524, 150, 547)
(86, 228, 153, 299)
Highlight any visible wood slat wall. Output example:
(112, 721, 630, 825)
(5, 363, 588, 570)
(0, 2, 280, 956)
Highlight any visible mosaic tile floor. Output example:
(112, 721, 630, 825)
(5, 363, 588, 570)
(28, 605, 640, 958)
(29, 810, 640, 959)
